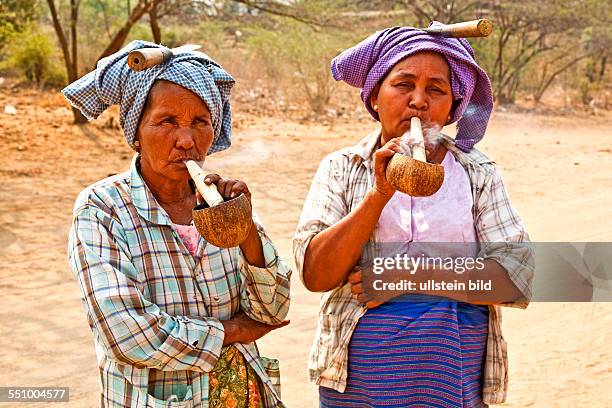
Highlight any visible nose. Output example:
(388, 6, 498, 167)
(408, 87, 428, 111)
(174, 127, 196, 150)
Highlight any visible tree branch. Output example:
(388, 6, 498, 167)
(46, 0, 73, 80)
(97, 0, 152, 61)
(231, 0, 330, 29)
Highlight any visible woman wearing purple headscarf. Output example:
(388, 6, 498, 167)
(293, 24, 533, 407)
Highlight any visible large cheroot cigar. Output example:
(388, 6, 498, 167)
(409, 117, 426, 162)
(184, 160, 224, 207)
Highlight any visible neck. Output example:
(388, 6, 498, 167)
(140, 160, 195, 223)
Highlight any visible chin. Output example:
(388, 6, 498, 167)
(160, 164, 191, 181)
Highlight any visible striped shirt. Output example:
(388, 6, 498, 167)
(69, 156, 291, 407)
(292, 130, 534, 405)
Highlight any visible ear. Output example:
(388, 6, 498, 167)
(369, 85, 380, 112)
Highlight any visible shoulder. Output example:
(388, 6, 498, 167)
(73, 171, 132, 215)
(316, 148, 355, 174)
(315, 132, 378, 177)
(444, 137, 498, 180)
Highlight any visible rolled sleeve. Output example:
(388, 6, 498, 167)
(69, 205, 225, 372)
(292, 153, 349, 285)
(238, 212, 291, 325)
(475, 167, 535, 308)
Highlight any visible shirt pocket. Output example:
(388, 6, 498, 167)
(142, 386, 194, 408)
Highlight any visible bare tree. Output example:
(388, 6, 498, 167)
(46, 0, 161, 123)
(97, 0, 153, 60)
(149, 0, 162, 43)
(47, 0, 87, 123)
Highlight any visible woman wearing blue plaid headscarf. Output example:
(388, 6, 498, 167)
(65, 41, 291, 407)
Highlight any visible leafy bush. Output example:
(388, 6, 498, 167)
(246, 22, 357, 114)
(0, 26, 66, 87)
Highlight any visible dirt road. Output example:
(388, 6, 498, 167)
(1, 87, 611, 407)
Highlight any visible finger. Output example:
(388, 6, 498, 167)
(220, 180, 234, 198)
(382, 138, 399, 147)
(275, 320, 290, 328)
(261, 320, 290, 334)
(366, 301, 384, 309)
(350, 282, 363, 296)
(230, 181, 249, 198)
(347, 270, 362, 284)
(374, 147, 398, 161)
(204, 173, 221, 185)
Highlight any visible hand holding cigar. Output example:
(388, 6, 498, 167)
(184, 160, 254, 249)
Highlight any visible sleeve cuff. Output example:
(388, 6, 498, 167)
(190, 317, 225, 372)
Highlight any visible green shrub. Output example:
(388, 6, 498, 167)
(245, 22, 356, 114)
(0, 26, 66, 87)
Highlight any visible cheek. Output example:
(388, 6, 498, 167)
(378, 88, 406, 114)
(140, 126, 173, 156)
(195, 127, 215, 151)
(432, 95, 453, 121)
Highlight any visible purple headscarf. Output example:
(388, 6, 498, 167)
(331, 23, 493, 152)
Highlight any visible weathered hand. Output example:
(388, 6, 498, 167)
(203, 174, 251, 202)
(372, 137, 401, 198)
(222, 312, 290, 345)
(348, 266, 384, 309)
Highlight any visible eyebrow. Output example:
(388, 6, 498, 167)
(151, 110, 210, 119)
(391, 71, 450, 85)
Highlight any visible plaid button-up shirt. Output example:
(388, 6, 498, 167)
(293, 130, 534, 405)
(69, 156, 291, 408)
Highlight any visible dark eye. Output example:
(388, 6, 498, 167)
(160, 117, 175, 125)
(396, 82, 414, 90)
(194, 118, 210, 126)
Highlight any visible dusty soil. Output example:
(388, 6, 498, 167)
(0, 84, 611, 407)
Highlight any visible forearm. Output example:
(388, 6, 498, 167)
(239, 221, 265, 267)
(220, 319, 241, 346)
(303, 188, 391, 292)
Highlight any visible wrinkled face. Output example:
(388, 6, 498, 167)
(136, 80, 214, 182)
(370, 51, 453, 144)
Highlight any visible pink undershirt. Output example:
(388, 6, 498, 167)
(174, 223, 200, 256)
(376, 150, 477, 256)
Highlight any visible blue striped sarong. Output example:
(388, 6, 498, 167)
(320, 295, 489, 407)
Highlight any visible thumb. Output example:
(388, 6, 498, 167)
(273, 320, 290, 329)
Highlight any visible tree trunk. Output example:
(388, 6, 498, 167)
(46, 0, 74, 80)
(97, 0, 152, 61)
(149, 0, 162, 43)
(71, 106, 88, 124)
(47, 0, 85, 123)
(69, 0, 79, 81)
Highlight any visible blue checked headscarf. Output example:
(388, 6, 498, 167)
(62, 40, 235, 154)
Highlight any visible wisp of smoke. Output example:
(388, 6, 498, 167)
(400, 121, 443, 158)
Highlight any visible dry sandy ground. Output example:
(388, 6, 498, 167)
(0, 86, 611, 407)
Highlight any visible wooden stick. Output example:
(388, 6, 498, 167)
(423, 19, 493, 38)
(127, 48, 173, 71)
(410, 117, 426, 162)
(127, 45, 202, 71)
(185, 160, 224, 207)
